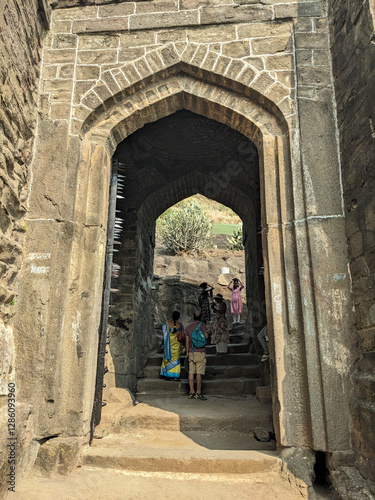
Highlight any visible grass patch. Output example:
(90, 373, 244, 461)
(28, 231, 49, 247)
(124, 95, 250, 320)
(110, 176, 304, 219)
(211, 223, 242, 235)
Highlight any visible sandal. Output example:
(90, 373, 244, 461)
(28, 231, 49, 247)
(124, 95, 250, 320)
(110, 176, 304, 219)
(188, 392, 195, 399)
(194, 393, 207, 400)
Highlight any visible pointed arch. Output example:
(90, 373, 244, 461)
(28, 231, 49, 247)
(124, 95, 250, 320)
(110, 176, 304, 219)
(73, 43, 295, 139)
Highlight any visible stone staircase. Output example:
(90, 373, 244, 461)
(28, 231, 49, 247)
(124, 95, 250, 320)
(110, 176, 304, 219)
(137, 324, 264, 397)
(69, 325, 305, 499)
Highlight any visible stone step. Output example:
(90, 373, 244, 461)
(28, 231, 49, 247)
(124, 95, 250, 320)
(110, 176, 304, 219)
(84, 432, 280, 474)
(115, 395, 274, 433)
(144, 363, 260, 379)
(147, 352, 258, 366)
(136, 377, 262, 395)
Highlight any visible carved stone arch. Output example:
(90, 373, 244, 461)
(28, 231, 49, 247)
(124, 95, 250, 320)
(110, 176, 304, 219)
(74, 43, 294, 139)
(21, 54, 353, 460)
(69, 67, 335, 455)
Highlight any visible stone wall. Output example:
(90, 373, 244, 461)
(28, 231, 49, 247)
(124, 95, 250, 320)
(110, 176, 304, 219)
(328, 0, 375, 493)
(11, 0, 356, 492)
(0, 0, 49, 495)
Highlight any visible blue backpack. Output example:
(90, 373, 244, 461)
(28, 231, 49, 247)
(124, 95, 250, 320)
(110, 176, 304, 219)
(191, 322, 207, 349)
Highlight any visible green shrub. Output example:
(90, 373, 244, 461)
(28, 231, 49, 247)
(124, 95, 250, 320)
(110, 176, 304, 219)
(158, 203, 212, 254)
(227, 226, 244, 250)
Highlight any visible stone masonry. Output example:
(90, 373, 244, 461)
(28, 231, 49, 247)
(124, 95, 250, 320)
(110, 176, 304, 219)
(0, 1, 50, 497)
(329, 0, 375, 494)
(0, 0, 374, 498)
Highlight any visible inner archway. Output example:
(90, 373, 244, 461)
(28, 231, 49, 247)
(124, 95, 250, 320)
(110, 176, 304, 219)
(106, 110, 265, 398)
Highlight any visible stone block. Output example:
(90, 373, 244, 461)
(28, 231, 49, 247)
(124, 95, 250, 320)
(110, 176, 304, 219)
(295, 32, 329, 50)
(51, 20, 72, 34)
(98, 2, 135, 17)
(73, 17, 129, 34)
(119, 46, 146, 63)
(134, 58, 153, 79)
(59, 64, 74, 79)
(50, 103, 71, 120)
(250, 72, 274, 94)
(144, 51, 164, 72)
(52, 34, 77, 49)
(237, 21, 293, 39)
(43, 79, 73, 93)
(294, 17, 313, 33)
(265, 82, 290, 104)
(52, 5, 97, 21)
(35, 437, 80, 476)
(157, 29, 187, 44)
(242, 56, 264, 71)
(211, 54, 231, 76)
(81, 90, 103, 110)
(135, 0, 178, 14)
(42, 65, 58, 80)
(120, 31, 156, 48)
(237, 66, 256, 86)
(280, 447, 316, 487)
(296, 49, 313, 66)
(77, 50, 118, 65)
(122, 63, 142, 85)
(251, 35, 293, 55)
(76, 65, 101, 80)
(200, 5, 273, 25)
(274, 1, 322, 19)
(101, 71, 121, 94)
(187, 25, 236, 43)
(298, 66, 331, 87)
(44, 49, 76, 64)
(130, 11, 198, 30)
(222, 41, 250, 58)
(73, 81, 97, 105)
(78, 34, 120, 50)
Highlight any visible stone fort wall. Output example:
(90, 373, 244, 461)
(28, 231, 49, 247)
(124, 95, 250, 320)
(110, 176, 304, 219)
(0, 0, 374, 496)
(0, 0, 50, 496)
(329, 0, 375, 491)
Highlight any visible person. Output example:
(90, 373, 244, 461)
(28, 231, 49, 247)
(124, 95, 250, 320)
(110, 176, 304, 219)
(211, 293, 229, 354)
(185, 311, 209, 400)
(227, 278, 244, 323)
(160, 311, 184, 380)
(257, 324, 269, 362)
(198, 282, 214, 324)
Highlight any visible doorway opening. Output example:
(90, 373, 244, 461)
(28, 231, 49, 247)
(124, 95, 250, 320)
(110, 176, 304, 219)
(103, 110, 268, 398)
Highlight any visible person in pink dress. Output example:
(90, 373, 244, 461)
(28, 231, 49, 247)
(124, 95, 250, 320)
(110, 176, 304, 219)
(227, 278, 244, 323)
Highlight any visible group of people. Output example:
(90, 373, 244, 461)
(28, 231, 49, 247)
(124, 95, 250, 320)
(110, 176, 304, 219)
(159, 278, 245, 400)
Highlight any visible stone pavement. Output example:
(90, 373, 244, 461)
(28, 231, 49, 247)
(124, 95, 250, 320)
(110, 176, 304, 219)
(8, 393, 333, 500)
(9, 468, 308, 500)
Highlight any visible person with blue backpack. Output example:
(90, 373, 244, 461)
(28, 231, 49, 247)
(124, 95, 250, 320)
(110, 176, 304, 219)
(185, 311, 209, 400)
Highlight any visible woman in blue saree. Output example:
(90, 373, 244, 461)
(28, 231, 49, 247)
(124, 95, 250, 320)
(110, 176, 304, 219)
(160, 311, 184, 380)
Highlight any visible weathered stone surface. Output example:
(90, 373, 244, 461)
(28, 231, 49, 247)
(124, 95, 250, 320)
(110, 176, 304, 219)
(280, 447, 316, 487)
(200, 5, 273, 25)
(35, 437, 80, 476)
(329, 0, 375, 484)
(0, 1, 373, 497)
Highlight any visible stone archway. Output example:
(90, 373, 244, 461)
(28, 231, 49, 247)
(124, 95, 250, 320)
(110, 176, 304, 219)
(16, 59, 354, 461)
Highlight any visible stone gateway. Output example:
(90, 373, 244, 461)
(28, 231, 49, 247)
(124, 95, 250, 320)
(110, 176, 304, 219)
(0, 0, 374, 498)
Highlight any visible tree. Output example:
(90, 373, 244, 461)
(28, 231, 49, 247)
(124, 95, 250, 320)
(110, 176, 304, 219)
(158, 203, 212, 254)
(227, 226, 244, 250)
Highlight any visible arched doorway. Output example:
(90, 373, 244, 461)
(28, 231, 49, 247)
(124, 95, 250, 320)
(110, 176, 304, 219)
(17, 62, 354, 459)
(104, 109, 263, 394)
